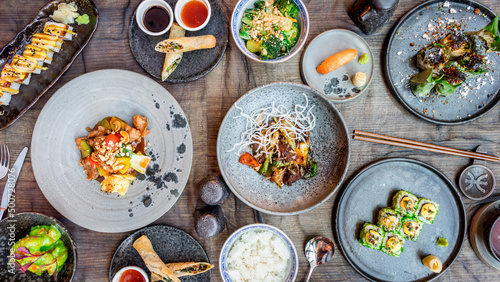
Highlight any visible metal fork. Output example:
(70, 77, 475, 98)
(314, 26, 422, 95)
(0, 144, 9, 179)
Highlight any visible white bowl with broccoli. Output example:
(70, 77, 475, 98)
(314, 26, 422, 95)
(231, 0, 309, 63)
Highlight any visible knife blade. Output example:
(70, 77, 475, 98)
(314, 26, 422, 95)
(0, 147, 28, 219)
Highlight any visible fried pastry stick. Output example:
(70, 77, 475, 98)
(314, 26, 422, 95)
(132, 235, 180, 282)
(155, 35, 216, 53)
(162, 23, 185, 81)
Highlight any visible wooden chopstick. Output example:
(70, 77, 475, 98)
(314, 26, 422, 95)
(353, 130, 500, 163)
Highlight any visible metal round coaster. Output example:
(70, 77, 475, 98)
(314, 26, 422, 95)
(459, 164, 496, 200)
(459, 146, 497, 201)
(470, 199, 500, 270)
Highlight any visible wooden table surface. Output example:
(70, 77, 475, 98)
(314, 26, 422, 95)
(1, 0, 500, 281)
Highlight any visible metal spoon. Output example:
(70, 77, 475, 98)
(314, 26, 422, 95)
(305, 236, 335, 282)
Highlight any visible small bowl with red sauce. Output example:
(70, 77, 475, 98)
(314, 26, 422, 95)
(489, 216, 500, 262)
(112, 266, 149, 282)
(175, 0, 212, 31)
(136, 0, 174, 36)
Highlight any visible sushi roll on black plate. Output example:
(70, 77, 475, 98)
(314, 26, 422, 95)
(392, 190, 418, 217)
(377, 207, 402, 233)
(417, 198, 439, 224)
(400, 216, 424, 241)
(381, 232, 405, 257)
(359, 223, 384, 250)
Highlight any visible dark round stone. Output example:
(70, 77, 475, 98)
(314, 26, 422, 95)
(194, 205, 226, 238)
(198, 174, 231, 205)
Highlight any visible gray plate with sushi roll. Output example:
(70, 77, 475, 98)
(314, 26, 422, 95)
(383, 0, 500, 125)
(334, 158, 466, 281)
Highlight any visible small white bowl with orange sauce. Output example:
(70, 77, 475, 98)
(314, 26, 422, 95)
(175, 0, 212, 31)
(112, 266, 149, 282)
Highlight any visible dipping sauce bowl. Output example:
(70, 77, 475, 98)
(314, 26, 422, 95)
(489, 216, 500, 262)
(136, 0, 174, 36)
(175, 0, 212, 31)
(112, 266, 149, 282)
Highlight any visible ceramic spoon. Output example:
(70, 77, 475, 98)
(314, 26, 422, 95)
(305, 236, 335, 282)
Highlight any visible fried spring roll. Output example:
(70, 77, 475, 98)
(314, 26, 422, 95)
(132, 235, 180, 282)
(155, 35, 216, 53)
(165, 262, 214, 277)
(162, 23, 185, 81)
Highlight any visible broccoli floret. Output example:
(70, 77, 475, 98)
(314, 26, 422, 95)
(254, 0, 266, 9)
(283, 22, 299, 46)
(239, 24, 252, 40)
(242, 8, 259, 27)
(275, 0, 300, 18)
(281, 32, 291, 52)
(260, 35, 282, 60)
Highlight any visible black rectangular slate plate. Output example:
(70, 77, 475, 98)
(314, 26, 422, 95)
(383, 0, 500, 125)
(0, 0, 98, 130)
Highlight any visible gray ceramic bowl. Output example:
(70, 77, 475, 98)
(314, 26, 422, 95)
(217, 82, 350, 215)
(230, 0, 309, 63)
(0, 212, 77, 282)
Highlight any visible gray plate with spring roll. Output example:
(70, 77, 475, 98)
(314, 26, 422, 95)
(129, 0, 228, 83)
(383, 0, 500, 125)
(334, 158, 466, 282)
(109, 225, 211, 282)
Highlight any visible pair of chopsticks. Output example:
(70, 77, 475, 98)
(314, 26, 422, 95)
(353, 130, 500, 163)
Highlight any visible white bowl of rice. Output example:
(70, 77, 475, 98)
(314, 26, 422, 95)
(219, 224, 298, 282)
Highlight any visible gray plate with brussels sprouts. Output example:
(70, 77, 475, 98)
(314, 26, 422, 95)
(383, 0, 500, 125)
(335, 158, 466, 282)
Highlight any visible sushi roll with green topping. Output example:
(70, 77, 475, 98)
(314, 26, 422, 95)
(381, 232, 405, 257)
(401, 216, 424, 241)
(359, 223, 384, 250)
(377, 208, 402, 233)
(417, 198, 439, 224)
(392, 190, 418, 217)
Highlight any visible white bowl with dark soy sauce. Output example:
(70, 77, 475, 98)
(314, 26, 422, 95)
(136, 0, 174, 36)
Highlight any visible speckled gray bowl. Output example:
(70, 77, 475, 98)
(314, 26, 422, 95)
(217, 82, 350, 215)
(0, 212, 77, 282)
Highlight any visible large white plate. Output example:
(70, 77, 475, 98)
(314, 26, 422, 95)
(31, 69, 193, 233)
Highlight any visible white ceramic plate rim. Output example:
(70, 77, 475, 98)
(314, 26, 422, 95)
(31, 69, 193, 233)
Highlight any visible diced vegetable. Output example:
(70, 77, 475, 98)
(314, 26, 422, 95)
(246, 40, 261, 53)
(115, 157, 131, 174)
(104, 134, 120, 150)
(99, 118, 110, 129)
(80, 140, 92, 158)
(130, 153, 151, 174)
(258, 154, 271, 175)
(239, 152, 260, 168)
(86, 155, 98, 169)
(98, 166, 109, 177)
